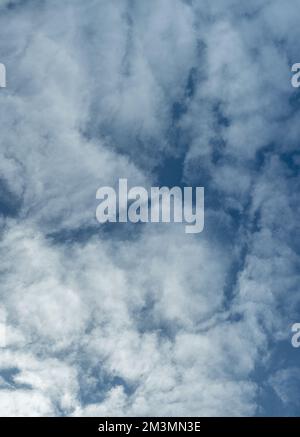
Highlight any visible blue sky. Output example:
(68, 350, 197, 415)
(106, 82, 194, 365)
(0, 0, 300, 416)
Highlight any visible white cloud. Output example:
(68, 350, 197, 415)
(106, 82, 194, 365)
(0, 0, 299, 417)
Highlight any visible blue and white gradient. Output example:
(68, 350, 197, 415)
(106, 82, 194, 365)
(0, 0, 300, 417)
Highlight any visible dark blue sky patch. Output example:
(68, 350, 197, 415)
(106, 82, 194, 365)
(0, 179, 21, 217)
(78, 367, 136, 407)
(0, 368, 32, 391)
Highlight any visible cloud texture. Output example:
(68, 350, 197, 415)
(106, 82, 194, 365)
(0, 0, 299, 416)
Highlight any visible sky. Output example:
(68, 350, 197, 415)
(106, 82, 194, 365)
(0, 0, 300, 417)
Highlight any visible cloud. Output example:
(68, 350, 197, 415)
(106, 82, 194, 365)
(0, 0, 299, 417)
(269, 368, 300, 407)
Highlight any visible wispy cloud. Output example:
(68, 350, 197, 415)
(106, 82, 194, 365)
(0, 0, 299, 416)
